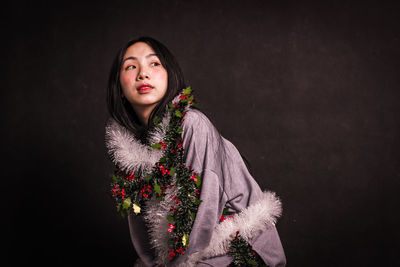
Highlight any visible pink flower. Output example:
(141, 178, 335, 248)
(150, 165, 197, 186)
(120, 189, 126, 199)
(168, 249, 176, 260)
(160, 142, 167, 150)
(169, 206, 177, 212)
(158, 165, 170, 176)
(168, 223, 175, 232)
(176, 247, 185, 255)
(126, 171, 135, 181)
(140, 185, 152, 198)
(173, 195, 179, 205)
(112, 185, 126, 199)
(189, 173, 197, 182)
(219, 214, 232, 222)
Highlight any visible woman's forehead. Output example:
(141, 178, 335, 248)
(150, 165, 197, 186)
(124, 42, 156, 59)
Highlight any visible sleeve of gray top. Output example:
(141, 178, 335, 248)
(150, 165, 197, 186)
(182, 109, 286, 267)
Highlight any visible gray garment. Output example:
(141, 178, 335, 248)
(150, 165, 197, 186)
(128, 109, 286, 266)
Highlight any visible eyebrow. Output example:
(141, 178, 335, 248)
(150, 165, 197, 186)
(122, 53, 159, 63)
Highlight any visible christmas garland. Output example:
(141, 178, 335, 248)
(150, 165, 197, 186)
(220, 209, 268, 267)
(228, 232, 268, 267)
(109, 87, 267, 265)
(110, 87, 201, 260)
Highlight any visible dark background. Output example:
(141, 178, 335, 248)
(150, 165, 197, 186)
(3, 0, 400, 266)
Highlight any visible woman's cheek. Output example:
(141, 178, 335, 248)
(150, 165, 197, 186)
(120, 73, 134, 87)
(153, 69, 168, 83)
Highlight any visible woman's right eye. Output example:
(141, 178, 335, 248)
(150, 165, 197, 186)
(125, 65, 136, 70)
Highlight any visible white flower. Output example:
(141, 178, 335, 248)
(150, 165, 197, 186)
(133, 203, 141, 215)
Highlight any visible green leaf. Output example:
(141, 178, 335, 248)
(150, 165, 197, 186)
(189, 210, 196, 220)
(120, 209, 127, 219)
(117, 203, 128, 218)
(247, 259, 258, 266)
(166, 215, 175, 222)
(170, 167, 175, 176)
(195, 175, 202, 187)
(154, 182, 161, 194)
(153, 115, 160, 125)
(144, 174, 152, 181)
(223, 207, 229, 214)
(192, 102, 200, 108)
(152, 143, 162, 149)
(194, 199, 202, 206)
(175, 110, 182, 118)
(183, 86, 191, 95)
(122, 198, 132, 210)
(177, 127, 183, 134)
(110, 174, 119, 183)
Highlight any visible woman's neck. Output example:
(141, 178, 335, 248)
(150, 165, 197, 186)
(132, 103, 158, 126)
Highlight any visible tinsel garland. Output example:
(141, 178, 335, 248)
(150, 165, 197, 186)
(228, 232, 268, 267)
(109, 87, 267, 265)
(219, 209, 268, 266)
(110, 87, 201, 260)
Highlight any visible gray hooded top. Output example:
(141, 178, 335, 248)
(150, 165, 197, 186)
(106, 109, 286, 267)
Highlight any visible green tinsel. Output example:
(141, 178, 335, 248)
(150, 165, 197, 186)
(110, 87, 201, 260)
(228, 232, 269, 267)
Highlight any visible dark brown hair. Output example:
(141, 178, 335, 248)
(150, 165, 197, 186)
(107, 36, 186, 141)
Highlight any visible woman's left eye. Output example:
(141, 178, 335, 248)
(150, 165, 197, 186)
(151, 62, 161, 67)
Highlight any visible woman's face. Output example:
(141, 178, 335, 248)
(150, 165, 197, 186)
(120, 42, 168, 111)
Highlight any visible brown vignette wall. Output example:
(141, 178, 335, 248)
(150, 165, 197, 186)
(2, 1, 399, 266)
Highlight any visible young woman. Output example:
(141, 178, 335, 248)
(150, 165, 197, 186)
(105, 36, 286, 266)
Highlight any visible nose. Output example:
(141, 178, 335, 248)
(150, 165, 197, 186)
(137, 68, 150, 81)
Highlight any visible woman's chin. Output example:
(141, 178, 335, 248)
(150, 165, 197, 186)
(131, 98, 159, 108)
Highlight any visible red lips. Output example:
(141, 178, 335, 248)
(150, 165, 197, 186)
(137, 83, 153, 93)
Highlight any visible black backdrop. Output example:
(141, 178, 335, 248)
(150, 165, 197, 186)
(3, 0, 400, 266)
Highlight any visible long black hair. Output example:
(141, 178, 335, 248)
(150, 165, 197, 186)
(107, 36, 186, 141)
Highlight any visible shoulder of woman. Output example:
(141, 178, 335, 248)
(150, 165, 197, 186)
(182, 108, 216, 133)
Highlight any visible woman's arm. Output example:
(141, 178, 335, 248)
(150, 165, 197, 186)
(181, 109, 286, 266)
